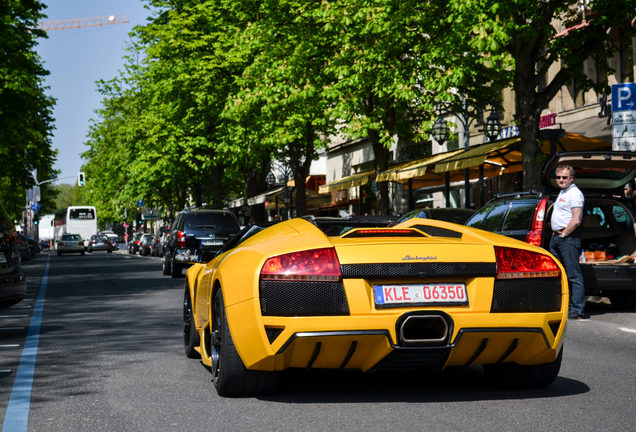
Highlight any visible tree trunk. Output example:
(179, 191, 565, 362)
(245, 156, 270, 223)
(288, 124, 315, 218)
(368, 128, 391, 215)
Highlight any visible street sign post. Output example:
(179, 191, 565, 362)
(612, 83, 636, 151)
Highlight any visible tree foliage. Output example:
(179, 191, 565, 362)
(0, 0, 57, 219)
(449, 0, 636, 188)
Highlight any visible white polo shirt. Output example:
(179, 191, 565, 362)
(551, 184, 584, 231)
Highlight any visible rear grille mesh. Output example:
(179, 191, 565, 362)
(491, 278, 562, 313)
(341, 263, 496, 279)
(411, 225, 463, 239)
(260, 281, 349, 316)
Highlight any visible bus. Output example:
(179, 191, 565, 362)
(53, 206, 98, 249)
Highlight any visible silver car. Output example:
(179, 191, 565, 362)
(57, 234, 85, 256)
(88, 234, 113, 253)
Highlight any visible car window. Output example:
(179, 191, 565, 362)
(502, 202, 536, 231)
(465, 204, 493, 229)
(480, 203, 510, 232)
(612, 205, 634, 231)
(185, 213, 240, 231)
(62, 235, 80, 241)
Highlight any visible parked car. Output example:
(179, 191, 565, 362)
(150, 227, 169, 257)
(57, 234, 85, 256)
(26, 236, 40, 255)
(183, 217, 568, 396)
(163, 208, 241, 278)
(128, 232, 143, 254)
(138, 233, 153, 256)
(40, 239, 51, 250)
(465, 150, 636, 310)
(397, 208, 476, 225)
(16, 233, 31, 261)
(87, 234, 114, 253)
(0, 200, 27, 306)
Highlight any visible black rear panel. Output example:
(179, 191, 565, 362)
(491, 278, 562, 313)
(340, 263, 496, 279)
(260, 281, 350, 316)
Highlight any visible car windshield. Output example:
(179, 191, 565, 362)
(186, 213, 240, 231)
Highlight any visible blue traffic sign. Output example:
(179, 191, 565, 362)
(612, 83, 636, 112)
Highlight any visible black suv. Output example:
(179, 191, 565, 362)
(0, 200, 26, 306)
(162, 208, 241, 278)
(465, 151, 636, 310)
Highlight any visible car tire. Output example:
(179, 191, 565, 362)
(81, 251, 85, 256)
(211, 289, 279, 396)
(607, 291, 636, 311)
(171, 262, 182, 278)
(108, 249, 112, 254)
(183, 287, 201, 359)
(162, 257, 171, 276)
(483, 347, 563, 389)
(128, 247, 132, 254)
(57, 251, 62, 256)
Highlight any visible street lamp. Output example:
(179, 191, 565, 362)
(432, 100, 502, 208)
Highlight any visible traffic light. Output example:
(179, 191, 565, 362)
(138, 214, 143, 225)
(33, 213, 40, 226)
(78, 172, 86, 186)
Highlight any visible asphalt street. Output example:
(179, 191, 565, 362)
(1, 249, 635, 432)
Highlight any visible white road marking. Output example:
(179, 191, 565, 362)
(619, 327, 636, 334)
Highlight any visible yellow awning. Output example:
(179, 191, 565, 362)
(376, 149, 465, 182)
(319, 170, 375, 193)
(435, 137, 521, 173)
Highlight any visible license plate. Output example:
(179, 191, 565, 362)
(374, 283, 468, 306)
(201, 239, 223, 246)
(0, 252, 6, 264)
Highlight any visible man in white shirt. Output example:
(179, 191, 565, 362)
(549, 164, 586, 320)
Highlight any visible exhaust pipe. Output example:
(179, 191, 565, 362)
(399, 315, 449, 347)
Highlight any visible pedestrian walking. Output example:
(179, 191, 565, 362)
(549, 164, 586, 320)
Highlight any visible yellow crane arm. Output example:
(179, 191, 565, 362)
(36, 14, 129, 31)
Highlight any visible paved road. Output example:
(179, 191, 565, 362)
(1, 250, 636, 431)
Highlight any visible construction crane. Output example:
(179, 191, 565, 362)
(36, 14, 129, 31)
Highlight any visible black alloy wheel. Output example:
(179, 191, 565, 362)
(183, 288, 201, 359)
(211, 289, 279, 396)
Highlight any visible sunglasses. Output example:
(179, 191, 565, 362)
(555, 176, 571, 179)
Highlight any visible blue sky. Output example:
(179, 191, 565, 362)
(35, 0, 151, 185)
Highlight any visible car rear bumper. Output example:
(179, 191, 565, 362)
(221, 299, 566, 373)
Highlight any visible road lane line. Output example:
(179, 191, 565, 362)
(2, 255, 49, 431)
(619, 327, 636, 334)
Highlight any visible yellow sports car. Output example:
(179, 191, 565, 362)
(183, 217, 568, 396)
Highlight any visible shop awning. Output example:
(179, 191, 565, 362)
(318, 170, 375, 193)
(435, 137, 521, 173)
(264, 188, 332, 210)
(376, 149, 464, 182)
(246, 187, 284, 206)
(541, 130, 611, 154)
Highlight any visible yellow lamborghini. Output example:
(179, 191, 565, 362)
(183, 217, 568, 396)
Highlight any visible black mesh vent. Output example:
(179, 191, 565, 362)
(260, 281, 349, 316)
(491, 278, 562, 313)
(411, 225, 463, 239)
(341, 263, 496, 279)
(265, 327, 284, 344)
(370, 347, 451, 371)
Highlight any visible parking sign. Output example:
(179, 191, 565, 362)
(612, 83, 636, 151)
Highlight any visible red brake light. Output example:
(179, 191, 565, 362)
(176, 230, 186, 248)
(495, 246, 561, 279)
(78, 241, 84, 246)
(261, 248, 342, 282)
(525, 197, 547, 247)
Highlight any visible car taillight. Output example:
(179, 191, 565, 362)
(525, 197, 546, 247)
(89, 241, 93, 245)
(260, 247, 342, 282)
(495, 246, 561, 279)
(58, 242, 64, 246)
(78, 241, 84, 246)
(176, 231, 186, 248)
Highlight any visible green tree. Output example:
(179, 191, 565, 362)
(451, 0, 636, 188)
(0, 0, 57, 218)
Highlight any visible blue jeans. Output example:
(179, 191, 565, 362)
(550, 235, 585, 316)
